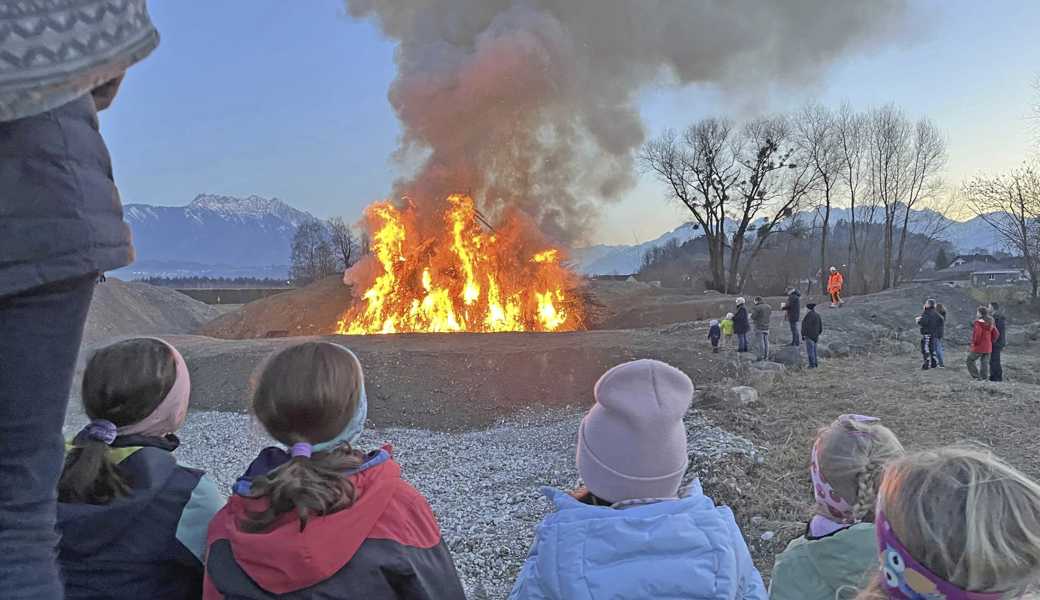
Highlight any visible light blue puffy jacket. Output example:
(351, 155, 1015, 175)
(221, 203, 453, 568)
(509, 481, 767, 600)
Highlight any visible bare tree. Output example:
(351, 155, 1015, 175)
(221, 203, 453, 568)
(327, 216, 358, 271)
(641, 116, 807, 292)
(866, 105, 917, 290)
(795, 103, 843, 290)
(641, 120, 735, 291)
(893, 118, 947, 285)
(964, 165, 1040, 298)
(834, 103, 868, 291)
(290, 220, 338, 286)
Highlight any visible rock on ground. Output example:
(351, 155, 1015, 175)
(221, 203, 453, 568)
(725, 386, 759, 407)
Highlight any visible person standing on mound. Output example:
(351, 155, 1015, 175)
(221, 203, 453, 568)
(826, 267, 845, 308)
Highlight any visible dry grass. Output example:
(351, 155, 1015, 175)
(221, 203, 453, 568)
(697, 344, 1040, 578)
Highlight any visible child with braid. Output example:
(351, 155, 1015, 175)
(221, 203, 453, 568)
(769, 415, 905, 600)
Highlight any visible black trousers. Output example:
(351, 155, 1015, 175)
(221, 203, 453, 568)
(990, 346, 1004, 381)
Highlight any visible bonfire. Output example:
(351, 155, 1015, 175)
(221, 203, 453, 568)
(337, 194, 585, 334)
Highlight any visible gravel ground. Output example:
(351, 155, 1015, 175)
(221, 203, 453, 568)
(64, 407, 757, 599)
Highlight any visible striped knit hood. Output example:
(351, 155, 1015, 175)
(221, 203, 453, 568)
(0, 0, 159, 121)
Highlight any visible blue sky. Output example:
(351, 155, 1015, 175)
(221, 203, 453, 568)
(102, 1, 1040, 246)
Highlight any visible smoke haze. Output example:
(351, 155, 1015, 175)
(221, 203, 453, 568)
(346, 0, 909, 244)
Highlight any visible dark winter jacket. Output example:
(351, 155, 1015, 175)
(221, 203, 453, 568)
(970, 319, 1000, 354)
(733, 305, 750, 335)
(709, 323, 722, 344)
(934, 309, 947, 339)
(801, 310, 823, 343)
(917, 307, 943, 338)
(993, 313, 1007, 349)
(751, 302, 772, 331)
(785, 290, 801, 323)
(0, 94, 133, 298)
(204, 446, 465, 600)
(57, 435, 222, 600)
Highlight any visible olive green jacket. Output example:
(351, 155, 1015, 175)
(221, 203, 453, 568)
(768, 523, 878, 600)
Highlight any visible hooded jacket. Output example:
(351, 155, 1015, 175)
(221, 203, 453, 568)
(768, 523, 877, 600)
(970, 319, 1000, 354)
(917, 307, 943, 338)
(784, 290, 801, 323)
(509, 482, 767, 600)
(801, 309, 823, 343)
(733, 306, 751, 335)
(204, 446, 465, 600)
(751, 302, 772, 331)
(57, 436, 223, 600)
(0, 94, 134, 297)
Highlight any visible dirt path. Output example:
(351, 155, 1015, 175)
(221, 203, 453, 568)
(697, 344, 1040, 577)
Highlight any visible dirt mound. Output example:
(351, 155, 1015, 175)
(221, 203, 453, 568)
(167, 327, 746, 431)
(84, 279, 221, 348)
(197, 276, 353, 339)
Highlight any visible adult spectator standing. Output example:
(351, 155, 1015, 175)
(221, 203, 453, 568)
(989, 302, 1007, 382)
(751, 296, 772, 361)
(934, 302, 948, 368)
(0, 3, 158, 597)
(733, 297, 750, 353)
(801, 303, 823, 368)
(827, 266, 845, 308)
(916, 299, 943, 370)
(783, 287, 801, 346)
(967, 306, 1000, 380)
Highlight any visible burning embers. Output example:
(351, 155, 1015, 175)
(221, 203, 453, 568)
(337, 195, 584, 335)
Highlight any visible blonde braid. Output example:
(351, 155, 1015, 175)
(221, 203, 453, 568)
(851, 459, 884, 522)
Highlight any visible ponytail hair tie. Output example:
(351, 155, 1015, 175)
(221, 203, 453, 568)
(290, 442, 313, 458)
(80, 419, 118, 445)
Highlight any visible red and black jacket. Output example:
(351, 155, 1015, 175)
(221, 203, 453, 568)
(203, 447, 465, 599)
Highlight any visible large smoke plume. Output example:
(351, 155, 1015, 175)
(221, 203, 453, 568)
(346, 0, 908, 244)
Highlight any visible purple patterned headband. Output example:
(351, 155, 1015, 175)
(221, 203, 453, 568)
(876, 509, 1003, 600)
(811, 414, 881, 522)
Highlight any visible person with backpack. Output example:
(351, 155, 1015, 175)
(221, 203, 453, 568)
(800, 303, 823, 368)
(915, 299, 943, 370)
(203, 341, 465, 599)
(826, 267, 845, 308)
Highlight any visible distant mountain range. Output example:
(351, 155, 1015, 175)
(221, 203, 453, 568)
(110, 194, 1010, 280)
(113, 194, 315, 279)
(570, 207, 1008, 276)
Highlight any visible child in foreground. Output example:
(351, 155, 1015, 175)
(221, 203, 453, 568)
(769, 415, 904, 600)
(57, 338, 222, 600)
(203, 341, 465, 600)
(709, 319, 722, 353)
(857, 445, 1040, 599)
(509, 359, 767, 599)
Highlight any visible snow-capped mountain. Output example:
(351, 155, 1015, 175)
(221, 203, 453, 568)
(114, 194, 316, 278)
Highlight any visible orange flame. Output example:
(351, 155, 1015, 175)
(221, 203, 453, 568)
(337, 194, 584, 334)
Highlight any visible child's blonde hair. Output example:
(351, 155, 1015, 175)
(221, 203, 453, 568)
(813, 416, 904, 523)
(859, 445, 1040, 598)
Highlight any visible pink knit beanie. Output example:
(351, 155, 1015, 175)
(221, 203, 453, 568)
(577, 359, 694, 504)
